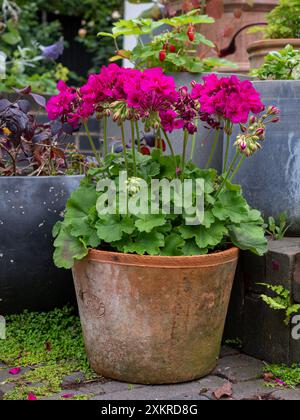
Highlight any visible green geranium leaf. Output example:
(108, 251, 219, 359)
(123, 232, 164, 255)
(135, 214, 166, 233)
(96, 215, 135, 243)
(182, 239, 208, 256)
(139, 161, 161, 179)
(160, 233, 185, 256)
(212, 190, 249, 223)
(52, 221, 63, 238)
(151, 151, 177, 178)
(179, 222, 228, 249)
(63, 185, 98, 245)
(246, 208, 264, 224)
(53, 226, 88, 269)
(229, 223, 268, 256)
(202, 210, 215, 228)
(65, 185, 98, 225)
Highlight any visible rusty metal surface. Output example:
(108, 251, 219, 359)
(73, 248, 239, 384)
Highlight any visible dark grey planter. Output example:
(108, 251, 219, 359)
(227, 80, 300, 235)
(0, 175, 82, 315)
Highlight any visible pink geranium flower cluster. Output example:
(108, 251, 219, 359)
(46, 81, 77, 122)
(46, 65, 266, 138)
(124, 68, 178, 117)
(191, 74, 265, 124)
(46, 65, 180, 129)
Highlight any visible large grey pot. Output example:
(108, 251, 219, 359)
(227, 80, 300, 235)
(107, 72, 252, 173)
(0, 176, 82, 315)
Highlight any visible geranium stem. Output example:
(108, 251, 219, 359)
(223, 133, 231, 172)
(215, 152, 239, 199)
(130, 120, 137, 176)
(162, 128, 175, 158)
(205, 129, 219, 169)
(182, 130, 189, 174)
(162, 128, 178, 173)
(83, 122, 101, 164)
(190, 132, 197, 162)
(103, 115, 108, 156)
(135, 120, 141, 152)
(230, 155, 246, 181)
(223, 121, 233, 172)
(120, 122, 128, 171)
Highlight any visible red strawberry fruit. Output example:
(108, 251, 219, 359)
(159, 50, 167, 62)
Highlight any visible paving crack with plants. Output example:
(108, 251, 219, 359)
(1, 307, 300, 401)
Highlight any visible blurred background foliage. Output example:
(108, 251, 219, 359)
(0, 0, 124, 93)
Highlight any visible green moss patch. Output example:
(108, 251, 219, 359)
(264, 364, 300, 389)
(0, 307, 99, 400)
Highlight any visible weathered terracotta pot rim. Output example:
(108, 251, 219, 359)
(248, 38, 300, 53)
(87, 247, 239, 269)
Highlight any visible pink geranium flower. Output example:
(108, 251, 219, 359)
(275, 378, 287, 387)
(61, 393, 74, 399)
(191, 74, 264, 124)
(80, 64, 137, 107)
(124, 68, 178, 116)
(46, 81, 77, 122)
(159, 110, 184, 133)
(27, 392, 37, 400)
(9, 367, 21, 375)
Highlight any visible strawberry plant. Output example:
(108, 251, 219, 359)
(98, 9, 235, 73)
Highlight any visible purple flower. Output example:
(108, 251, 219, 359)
(41, 38, 64, 61)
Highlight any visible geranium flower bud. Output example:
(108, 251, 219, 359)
(240, 141, 247, 151)
(250, 143, 258, 152)
(271, 117, 280, 123)
(255, 128, 265, 136)
(240, 125, 247, 133)
(268, 105, 280, 115)
(250, 116, 256, 124)
(113, 111, 121, 122)
(126, 109, 134, 120)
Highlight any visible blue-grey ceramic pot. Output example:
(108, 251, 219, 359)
(0, 175, 82, 315)
(227, 80, 300, 235)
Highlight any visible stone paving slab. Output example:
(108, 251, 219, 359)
(1, 348, 300, 400)
(213, 354, 265, 383)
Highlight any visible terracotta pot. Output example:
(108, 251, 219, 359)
(72, 247, 239, 384)
(248, 39, 300, 69)
(199, 0, 278, 73)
